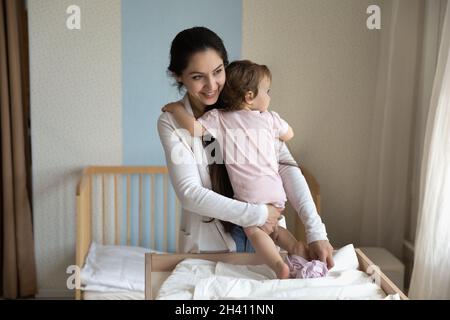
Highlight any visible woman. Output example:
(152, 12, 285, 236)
(158, 26, 334, 268)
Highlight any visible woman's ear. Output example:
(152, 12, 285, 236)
(172, 72, 182, 83)
(245, 91, 254, 105)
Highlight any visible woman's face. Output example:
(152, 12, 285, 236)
(177, 49, 225, 107)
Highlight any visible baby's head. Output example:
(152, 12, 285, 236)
(221, 60, 272, 112)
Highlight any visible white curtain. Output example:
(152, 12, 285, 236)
(359, 0, 424, 258)
(409, 1, 450, 300)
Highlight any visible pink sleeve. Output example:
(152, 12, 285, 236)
(270, 111, 289, 138)
(197, 109, 220, 137)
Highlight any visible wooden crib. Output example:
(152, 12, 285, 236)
(75, 165, 407, 300)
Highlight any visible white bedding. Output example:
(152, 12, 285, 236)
(156, 244, 400, 300)
(80, 243, 400, 300)
(80, 242, 161, 296)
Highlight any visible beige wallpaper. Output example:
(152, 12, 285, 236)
(28, 0, 122, 297)
(242, 0, 383, 246)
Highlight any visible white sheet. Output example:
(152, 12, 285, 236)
(80, 242, 162, 293)
(156, 244, 400, 300)
(156, 259, 217, 300)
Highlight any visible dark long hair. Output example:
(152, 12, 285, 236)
(168, 27, 234, 231)
(202, 100, 236, 233)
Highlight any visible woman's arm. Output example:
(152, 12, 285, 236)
(277, 142, 334, 268)
(158, 112, 272, 227)
(162, 103, 206, 137)
(277, 142, 328, 243)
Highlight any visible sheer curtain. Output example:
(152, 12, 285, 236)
(409, 1, 450, 300)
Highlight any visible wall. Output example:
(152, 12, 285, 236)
(28, 0, 122, 297)
(242, 0, 382, 246)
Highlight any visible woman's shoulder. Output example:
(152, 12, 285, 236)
(158, 110, 174, 126)
(158, 111, 173, 123)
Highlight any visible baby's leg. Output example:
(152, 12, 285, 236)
(273, 227, 309, 259)
(244, 226, 289, 279)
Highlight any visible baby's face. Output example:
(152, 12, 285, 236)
(252, 77, 271, 112)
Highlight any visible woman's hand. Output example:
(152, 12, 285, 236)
(260, 205, 282, 234)
(308, 240, 335, 269)
(161, 101, 184, 113)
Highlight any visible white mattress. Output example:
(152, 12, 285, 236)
(156, 244, 401, 300)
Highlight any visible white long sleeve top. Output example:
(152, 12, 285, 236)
(157, 95, 328, 253)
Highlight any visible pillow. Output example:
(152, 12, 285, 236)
(329, 244, 359, 272)
(80, 242, 163, 292)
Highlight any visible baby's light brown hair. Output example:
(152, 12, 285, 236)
(221, 60, 272, 111)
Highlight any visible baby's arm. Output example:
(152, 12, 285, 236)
(162, 102, 206, 137)
(279, 126, 294, 142)
(271, 111, 294, 142)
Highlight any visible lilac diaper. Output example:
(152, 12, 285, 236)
(285, 255, 328, 279)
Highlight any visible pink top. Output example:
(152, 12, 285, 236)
(198, 109, 289, 208)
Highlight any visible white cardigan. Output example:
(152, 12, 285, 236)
(157, 95, 328, 253)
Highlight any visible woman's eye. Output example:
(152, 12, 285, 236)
(214, 69, 223, 75)
(192, 75, 202, 80)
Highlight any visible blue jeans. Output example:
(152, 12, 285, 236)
(230, 225, 255, 253)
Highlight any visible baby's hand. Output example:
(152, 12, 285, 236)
(161, 101, 184, 113)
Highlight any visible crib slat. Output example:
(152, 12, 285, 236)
(151, 174, 155, 250)
(89, 175, 93, 241)
(139, 174, 143, 247)
(127, 175, 131, 246)
(102, 174, 106, 245)
(114, 174, 119, 245)
(164, 174, 168, 252)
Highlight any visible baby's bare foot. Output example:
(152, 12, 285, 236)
(274, 261, 290, 279)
